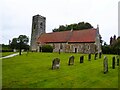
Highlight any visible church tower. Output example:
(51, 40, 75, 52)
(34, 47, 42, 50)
(30, 14, 46, 51)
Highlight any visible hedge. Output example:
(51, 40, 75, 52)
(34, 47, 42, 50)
(42, 45, 53, 52)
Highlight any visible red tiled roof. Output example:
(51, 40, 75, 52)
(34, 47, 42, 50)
(37, 28, 97, 44)
(69, 29, 96, 43)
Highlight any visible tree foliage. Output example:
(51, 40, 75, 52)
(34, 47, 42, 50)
(10, 35, 29, 50)
(111, 37, 120, 54)
(53, 22, 93, 32)
(102, 37, 120, 55)
(0, 44, 13, 52)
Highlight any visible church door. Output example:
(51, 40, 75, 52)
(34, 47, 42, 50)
(39, 47, 42, 52)
(75, 48, 77, 53)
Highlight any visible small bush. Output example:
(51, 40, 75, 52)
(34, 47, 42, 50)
(42, 45, 53, 52)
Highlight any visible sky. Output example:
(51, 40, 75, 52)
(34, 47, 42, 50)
(0, 0, 119, 45)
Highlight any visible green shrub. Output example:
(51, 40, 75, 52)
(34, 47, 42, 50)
(42, 45, 53, 52)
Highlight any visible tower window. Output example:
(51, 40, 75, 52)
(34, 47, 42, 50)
(40, 22, 43, 29)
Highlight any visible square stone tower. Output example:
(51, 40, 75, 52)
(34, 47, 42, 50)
(30, 14, 46, 51)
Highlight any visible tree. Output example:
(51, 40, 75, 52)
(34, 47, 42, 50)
(10, 35, 29, 55)
(10, 38, 18, 49)
(17, 35, 29, 55)
(53, 22, 93, 32)
(1, 44, 13, 52)
(111, 37, 120, 55)
(102, 36, 120, 54)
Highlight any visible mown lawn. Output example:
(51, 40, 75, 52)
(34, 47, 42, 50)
(2, 52, 119, 88)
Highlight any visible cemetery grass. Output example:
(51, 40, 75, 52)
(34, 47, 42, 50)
(2, 52, 119, 88)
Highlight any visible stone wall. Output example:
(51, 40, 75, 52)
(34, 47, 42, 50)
(42, 42, 96, 54)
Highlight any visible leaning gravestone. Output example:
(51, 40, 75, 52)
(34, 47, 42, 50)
(99, 52, 102, 59)
(112, 56, 115, 69)
(94, 53, 98, 60)
(88, 54, 91, 61)
(68, 56, 74, 65)
(103, 56, 108, 74)
(116, 56, 119, 66)
(52, 58, 60, 70)
(80, 56, 84, 63)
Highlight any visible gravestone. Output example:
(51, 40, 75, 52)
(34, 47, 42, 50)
(80, 56, 84, 63)
(99, 52, 102, 58)
(68, 56, 74, 65)
(112, 56, 115, 69)
(94, 53, 98, 60)
(116, 56, 119, 66)
(103, 56, 108, 74)
(52, 58, 60, 70)
(88, 54, 91, 61)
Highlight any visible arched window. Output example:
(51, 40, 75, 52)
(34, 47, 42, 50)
(53, 43, 55, 49)
(40, 22, 43, 29)
(88, 45, 90, 50)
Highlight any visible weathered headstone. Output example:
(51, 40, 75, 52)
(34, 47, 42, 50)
(99, 52, 102, 58)
(94, 53, 98, 60)
(103, 56, 108, 74)
(68, 56, 74, 65)
(112, 56, 115, 69)
(80, 56, 84, 63)
(116, 56, 119, 66)
(52, 58, 60, 70)
(88, 54, 91, 61)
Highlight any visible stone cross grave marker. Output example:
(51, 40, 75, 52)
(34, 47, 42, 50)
(88, 54, 91, 61)
(80, 56, 84, 63)
(116, 56, 119, 66)
(103, 56, 108, 74)
(68, 56, 74, 65)
(112, 56, 115, 69)
(94, 53, 98, 60)
(52, 58, 60, 70)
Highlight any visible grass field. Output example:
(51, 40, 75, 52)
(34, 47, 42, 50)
(2, 52, 119, 88)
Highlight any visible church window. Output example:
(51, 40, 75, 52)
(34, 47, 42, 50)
(88, 45, 90, 50)
(79, 45, 82, 49)
(53, 43, 55, 49)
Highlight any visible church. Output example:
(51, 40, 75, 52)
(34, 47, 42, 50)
(30, 14, 102, 54)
